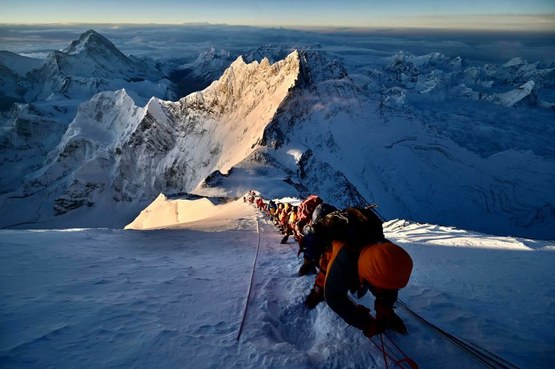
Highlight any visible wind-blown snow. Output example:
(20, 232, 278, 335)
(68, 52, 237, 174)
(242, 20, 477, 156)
(1, 198, 553, 368)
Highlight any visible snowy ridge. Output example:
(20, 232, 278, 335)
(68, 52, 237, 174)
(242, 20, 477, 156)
(0, 51, 42, 77)
(490, 80, 536, 107)
(25, 30, 172, 104)
(0, 52, 302, 228)
(126, 196, 554, 369)
(0, 30, 176, 204)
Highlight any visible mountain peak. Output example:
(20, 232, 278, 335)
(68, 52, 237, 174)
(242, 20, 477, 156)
(63, 30, 123, 57)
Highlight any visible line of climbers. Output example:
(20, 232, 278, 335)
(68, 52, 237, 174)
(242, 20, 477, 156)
(244, 191, 414, 340)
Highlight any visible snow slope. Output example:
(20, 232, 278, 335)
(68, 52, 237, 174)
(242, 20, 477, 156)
(0, 51, 42, 77)
(1, 198, 553, 369)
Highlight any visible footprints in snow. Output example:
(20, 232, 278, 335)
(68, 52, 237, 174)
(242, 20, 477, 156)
(263, 298, 317, 350)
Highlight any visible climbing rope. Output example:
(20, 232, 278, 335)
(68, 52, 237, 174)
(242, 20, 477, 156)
(396, 300, 519, 369)
(249, 198, 521, 369)
(236, 219, 262, 341)
(368, 333, 419, 369)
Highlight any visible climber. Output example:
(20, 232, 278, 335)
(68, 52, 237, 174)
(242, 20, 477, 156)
(292, 195, 323, 245)
(280, 205, 298, 244)
(273, 202, 284, 225)
(297, 201, 338, 276)
(278, 203, 292, 233)
(304, 207, 413, 338)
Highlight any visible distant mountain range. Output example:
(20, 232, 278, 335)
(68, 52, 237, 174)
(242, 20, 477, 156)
(0, 30, 553, 239)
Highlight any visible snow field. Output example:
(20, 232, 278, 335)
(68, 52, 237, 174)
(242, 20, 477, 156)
(0, 228, 255, 368)
(1, 199, 554, 368)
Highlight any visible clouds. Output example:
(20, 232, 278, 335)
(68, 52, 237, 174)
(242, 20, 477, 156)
(1, 24, 554, 65)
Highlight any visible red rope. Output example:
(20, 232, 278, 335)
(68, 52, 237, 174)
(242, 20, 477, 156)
(384, 333, 419, 368)
(395, 358, 419, 369)
(369, 336, 396, 367)
(369, 334, 419, 369)
(380, 334, 391, 369)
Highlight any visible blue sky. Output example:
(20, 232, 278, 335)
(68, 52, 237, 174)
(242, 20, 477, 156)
(0, 0, 554, 30)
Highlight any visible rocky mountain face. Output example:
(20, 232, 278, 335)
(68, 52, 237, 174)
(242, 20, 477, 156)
(0, 30, 176, 205)
(24, 30, 173, 104)
(369, 51, 555, 109)
(0, 51, 301, 228)
(1, 32, 553, 239)
(206, 50, 555, 239)
(0, 51, 41, 109)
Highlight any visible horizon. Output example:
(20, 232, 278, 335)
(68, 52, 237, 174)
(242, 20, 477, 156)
(1, 20, 554, 35)
(0, 0, 554, 31)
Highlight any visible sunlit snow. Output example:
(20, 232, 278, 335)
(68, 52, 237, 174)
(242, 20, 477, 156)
(1, 197, 553, 368)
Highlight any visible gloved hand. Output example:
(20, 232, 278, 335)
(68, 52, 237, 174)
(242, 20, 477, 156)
(305, 286, 324, 309)
(375, 302, 407, 334)
(375, 302, 393, 321)
(362, 319, 378, 338)
(356, 305, 385, 338)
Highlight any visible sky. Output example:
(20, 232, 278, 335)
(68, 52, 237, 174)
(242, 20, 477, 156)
(0, 0, 554, 30)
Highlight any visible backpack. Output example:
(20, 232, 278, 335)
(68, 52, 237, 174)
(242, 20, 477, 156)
(296, 195, 323, 228)
(318, 206, 383, 251)
(303, 205, 382, 262)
